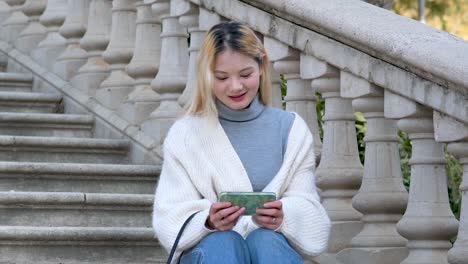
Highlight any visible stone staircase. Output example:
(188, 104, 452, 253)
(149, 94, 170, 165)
(0, 72, 164, 263)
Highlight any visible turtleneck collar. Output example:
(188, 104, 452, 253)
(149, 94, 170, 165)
(217, 95, 266, 122)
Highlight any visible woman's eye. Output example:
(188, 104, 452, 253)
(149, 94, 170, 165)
(215, 76, 228, 81)
(241, 73, 252, 78)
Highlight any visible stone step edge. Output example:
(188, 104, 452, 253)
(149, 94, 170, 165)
(0, 135, 129, 150)
(0, 112, 94, 125)
(0, 91, 61, 102)
(0, 161, 160, 177)
(0, 72, 33, 83)
(0, 226, 157, 241)
(0, 192, 154, 207)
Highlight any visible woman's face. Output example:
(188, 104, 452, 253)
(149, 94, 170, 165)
(212, 49, 261, 110)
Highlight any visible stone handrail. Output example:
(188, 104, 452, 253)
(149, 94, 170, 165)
(189, 0, 467, 123)
(246, 0, 468, 93)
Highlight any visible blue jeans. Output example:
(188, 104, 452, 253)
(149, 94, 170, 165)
(178, 228, 303, 264)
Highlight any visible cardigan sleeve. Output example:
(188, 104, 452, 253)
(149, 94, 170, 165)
(278, 119, 331, 256)
(152, 126, 215, 257)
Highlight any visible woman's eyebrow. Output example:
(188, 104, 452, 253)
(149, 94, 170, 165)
(214, 66, 254, 74)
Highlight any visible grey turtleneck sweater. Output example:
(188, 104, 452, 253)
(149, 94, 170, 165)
(217, 96, 295, 191)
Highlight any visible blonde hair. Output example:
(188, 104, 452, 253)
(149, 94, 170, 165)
(186, 21, 271, 118)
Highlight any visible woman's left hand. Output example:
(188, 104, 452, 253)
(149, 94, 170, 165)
(252, 200, 283, 230)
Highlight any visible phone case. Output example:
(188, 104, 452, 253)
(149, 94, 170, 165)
(218, 192, 276, 215)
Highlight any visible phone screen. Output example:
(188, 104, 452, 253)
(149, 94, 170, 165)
(219, 192, 276, 215)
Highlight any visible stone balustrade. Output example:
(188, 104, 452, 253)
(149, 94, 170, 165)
(0, 0, 466, 263)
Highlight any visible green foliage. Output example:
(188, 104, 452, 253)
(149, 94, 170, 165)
(398, 131, 412, 190)
(447, 153, 463, 219)
(393, 0, 468, 35)
(354, 112, 366, 164)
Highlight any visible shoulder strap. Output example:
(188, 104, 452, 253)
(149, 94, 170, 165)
(166, 211, 200, 264)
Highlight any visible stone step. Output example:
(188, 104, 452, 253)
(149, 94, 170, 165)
(0, 91, 62, 113)
(0, 112, 94, 137)
(0, 72, 33, 92)
(0, 136, 129, 164)
(0, 226, 165, 263)
(0, 192, 154, 227)
(0, 161, 159, 193)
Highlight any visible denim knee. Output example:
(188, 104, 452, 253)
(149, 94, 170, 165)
(246, 228, 302, 264)
(179, 231, 250, 264)
(200, 230, 246, 249)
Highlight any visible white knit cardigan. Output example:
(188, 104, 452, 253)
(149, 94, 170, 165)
(152, 113, 331, 263)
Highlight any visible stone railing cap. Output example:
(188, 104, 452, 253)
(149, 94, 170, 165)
(241, 0, 468, 93)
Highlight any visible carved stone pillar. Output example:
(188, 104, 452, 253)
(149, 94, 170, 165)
(52, 0, 90, 80)
(311, 60, 363, 254)
(264, 38, 322, 158)
(118, 0, 165, 124)
(15, 0, 47, 53)
(0, 0, 10, 24)
(386, 92, 459, 264)
(95, 0, 136, 110)
(177, 5, 202, 108)
(0, 0, 9, 70)
(177, 6, 220, 108)
(434, 113, 468, 264)
(300, 53, 329, 160)
(336, 73, 408, 264)
(141, 14, 189, 145)
(70, 0, 112, 96)
(1, 0, 27, 43)
(32, 0, 68, 68)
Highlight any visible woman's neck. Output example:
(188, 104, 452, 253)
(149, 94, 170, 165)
(216, 95, 265, 122)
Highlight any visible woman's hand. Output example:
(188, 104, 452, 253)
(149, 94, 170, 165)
(252, 200, 283, 230)
(206, 202, 245, 231)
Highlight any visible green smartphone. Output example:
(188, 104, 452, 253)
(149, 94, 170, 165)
(218, 192, 276, 215)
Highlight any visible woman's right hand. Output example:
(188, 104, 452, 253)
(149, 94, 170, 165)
(206, 202, 245, 231)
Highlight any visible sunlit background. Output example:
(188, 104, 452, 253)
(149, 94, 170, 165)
(393, 0, 468, 40)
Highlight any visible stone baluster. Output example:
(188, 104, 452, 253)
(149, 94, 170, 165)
(1, 0, 27, 43)
(118, 0, 166, 124)
(52, 0, 90, 80)
(141, 7, 189, 145)
(177, 3, 202, 108)
(70, 0, 112, 96)
(32, 0, 68, 68)
(385, 92, 459, 264)
(94, 0, 136, 110)
(433, 113, 468, 264)
(336, 73, 408, 263)
(177, 7, 221, 108)
(264, 38, 322, 157)
(0, 0, 10, 24)
(15, 0, 47, 53)
(311, 59, 363, 256)
(299, 53, 327, 160)
(0, 0, 9, 70)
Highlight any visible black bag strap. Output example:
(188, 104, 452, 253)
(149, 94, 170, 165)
(167, 211, 200, 264)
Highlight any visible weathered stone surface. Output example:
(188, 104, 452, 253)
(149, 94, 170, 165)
(0, 135, 130, 164)
(0, 112, 93, 137)
(0, 161, 159, 193)
(0, 91, 62, 113)
(0, 192, 153, 227)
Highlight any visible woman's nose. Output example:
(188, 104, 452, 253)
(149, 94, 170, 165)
(231, 78, 243, 91)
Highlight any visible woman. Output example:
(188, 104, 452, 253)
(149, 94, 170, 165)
(153, 21, 331, 264)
